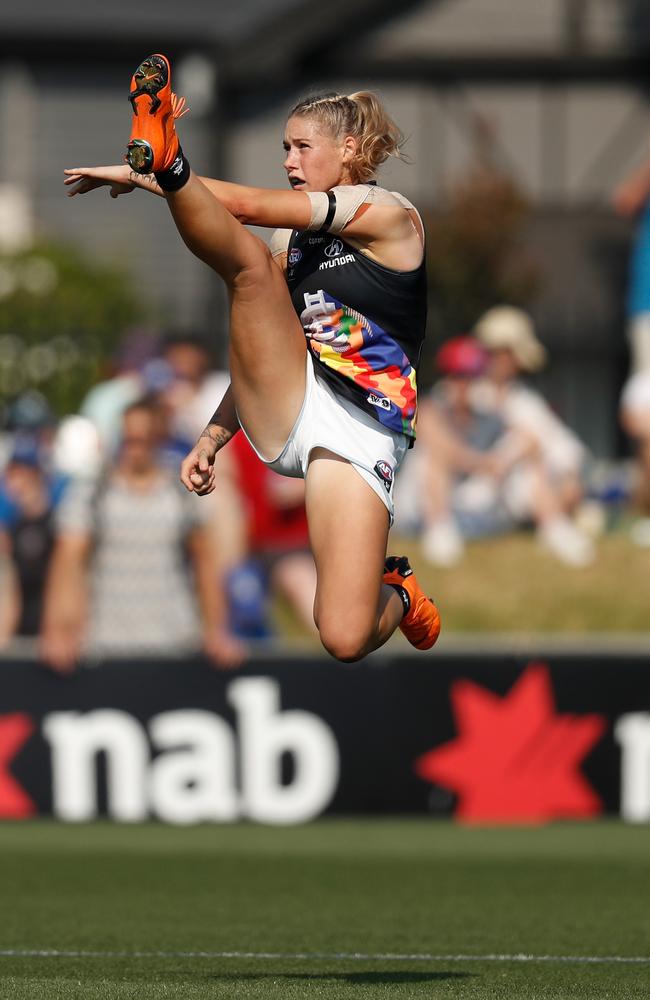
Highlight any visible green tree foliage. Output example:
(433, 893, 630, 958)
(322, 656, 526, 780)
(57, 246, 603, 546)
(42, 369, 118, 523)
(0, 243, 145, 415)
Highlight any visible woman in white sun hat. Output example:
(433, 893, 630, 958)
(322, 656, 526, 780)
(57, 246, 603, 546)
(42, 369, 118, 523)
(471, 306, 596, 567)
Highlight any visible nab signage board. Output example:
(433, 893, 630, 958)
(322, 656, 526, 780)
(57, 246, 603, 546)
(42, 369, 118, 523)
(0, 653, 648, 824)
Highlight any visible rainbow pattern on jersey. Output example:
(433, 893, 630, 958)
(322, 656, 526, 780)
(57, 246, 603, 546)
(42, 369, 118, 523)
(300, 290, 417, 438)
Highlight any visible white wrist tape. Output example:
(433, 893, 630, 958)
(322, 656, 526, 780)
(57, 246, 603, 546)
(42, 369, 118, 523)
(306, 191, 331, 230)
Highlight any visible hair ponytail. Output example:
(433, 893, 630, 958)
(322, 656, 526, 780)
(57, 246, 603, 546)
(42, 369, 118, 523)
(346, 91, 405, 182)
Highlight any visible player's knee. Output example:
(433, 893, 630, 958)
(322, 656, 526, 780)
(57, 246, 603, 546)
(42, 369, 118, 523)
(231, 239, 275, 292)
(318, 616, 374, 663)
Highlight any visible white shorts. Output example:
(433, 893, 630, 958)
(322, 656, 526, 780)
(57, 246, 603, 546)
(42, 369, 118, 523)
(241, 357, 409, 522)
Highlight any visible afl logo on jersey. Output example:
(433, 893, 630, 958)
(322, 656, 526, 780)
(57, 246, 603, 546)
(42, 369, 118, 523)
(324, 239, 344, 258)
(288, 248, 303, 266)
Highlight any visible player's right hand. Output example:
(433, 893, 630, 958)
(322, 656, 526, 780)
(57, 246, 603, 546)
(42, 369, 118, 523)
(180, 437, 218, 496)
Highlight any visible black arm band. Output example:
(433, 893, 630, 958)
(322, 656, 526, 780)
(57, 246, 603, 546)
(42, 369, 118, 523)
(321, 192, 337, 231)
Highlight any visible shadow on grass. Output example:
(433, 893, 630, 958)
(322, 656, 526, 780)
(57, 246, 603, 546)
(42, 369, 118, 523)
(207, 970, 473, 985)
(0, 961, 475, 988)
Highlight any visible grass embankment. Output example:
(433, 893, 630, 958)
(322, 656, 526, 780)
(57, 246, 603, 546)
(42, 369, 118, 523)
(274, 532, 650, 640)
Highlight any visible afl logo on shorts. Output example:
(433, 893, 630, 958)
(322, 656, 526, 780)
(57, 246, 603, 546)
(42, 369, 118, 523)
(289, 248, 302, 266)
(324, 239, 343, 258)
(374, 460, 394, 493)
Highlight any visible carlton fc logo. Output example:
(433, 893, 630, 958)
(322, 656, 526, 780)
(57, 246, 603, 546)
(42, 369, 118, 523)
(324, 239, 343, 258)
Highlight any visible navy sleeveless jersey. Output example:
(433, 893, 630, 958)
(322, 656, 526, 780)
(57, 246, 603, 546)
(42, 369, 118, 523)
(285, 214, 427, 440)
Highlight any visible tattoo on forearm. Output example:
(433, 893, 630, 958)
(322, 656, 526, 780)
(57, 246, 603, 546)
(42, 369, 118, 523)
(198, 426, 231, 448)
(129, 170, 160, 191)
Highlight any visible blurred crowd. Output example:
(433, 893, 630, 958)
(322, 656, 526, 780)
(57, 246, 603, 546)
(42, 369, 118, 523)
(1, 292, 649, 667)
(394, 302, 649, 568)
(395, 308, 595, 568)
(0, 330, 317, 670)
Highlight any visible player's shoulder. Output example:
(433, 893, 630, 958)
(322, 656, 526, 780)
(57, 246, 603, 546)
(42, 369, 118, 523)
(330, 183, 417, 212)
(372, 185, 418, 212)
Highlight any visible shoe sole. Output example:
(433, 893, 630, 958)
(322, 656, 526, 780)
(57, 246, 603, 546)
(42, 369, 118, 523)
(126, 54, 174, 174)
(126, 139, 154, 173)
(128, 54, 169, 115)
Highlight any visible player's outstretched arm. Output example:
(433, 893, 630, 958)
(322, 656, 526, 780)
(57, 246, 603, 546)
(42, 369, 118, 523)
(180, 384, 241, 496)
(63, 164, 310, 229)
(65, 160, 317, 239)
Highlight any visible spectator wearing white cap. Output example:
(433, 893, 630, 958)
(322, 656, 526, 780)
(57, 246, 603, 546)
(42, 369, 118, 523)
(471, 306, 595, 567)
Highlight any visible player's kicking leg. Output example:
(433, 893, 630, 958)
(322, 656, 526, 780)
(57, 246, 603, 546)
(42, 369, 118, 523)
(305, 450, 440, 660)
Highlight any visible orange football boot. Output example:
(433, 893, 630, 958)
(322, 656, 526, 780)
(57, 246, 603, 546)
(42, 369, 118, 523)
(383, 555, 441, 651)
(126, 54, 188, 174)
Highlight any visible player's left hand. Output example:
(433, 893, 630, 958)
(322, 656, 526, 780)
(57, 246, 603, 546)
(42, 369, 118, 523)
(64, 165, 136, 198)
(180, 437, 219, 496)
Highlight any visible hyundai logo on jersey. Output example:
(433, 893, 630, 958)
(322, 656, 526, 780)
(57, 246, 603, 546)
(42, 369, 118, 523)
(324, 239, 343, 258)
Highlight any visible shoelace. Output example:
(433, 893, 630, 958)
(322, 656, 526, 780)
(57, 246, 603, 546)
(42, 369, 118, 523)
(170, 93, 190, 120)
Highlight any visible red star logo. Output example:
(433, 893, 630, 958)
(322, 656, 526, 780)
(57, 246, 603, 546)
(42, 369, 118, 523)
(415, 664, 606, 823)
(0, 713, 36, 819)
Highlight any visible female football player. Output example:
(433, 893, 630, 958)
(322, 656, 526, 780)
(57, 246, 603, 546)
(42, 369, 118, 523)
(64, 53, 440, 661)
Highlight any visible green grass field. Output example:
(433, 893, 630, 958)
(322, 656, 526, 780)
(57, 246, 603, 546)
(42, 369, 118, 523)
(0, 820, 648, 999)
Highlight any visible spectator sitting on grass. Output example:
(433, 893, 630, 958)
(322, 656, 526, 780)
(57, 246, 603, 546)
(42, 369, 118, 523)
(471, 306, 595, 567)
(40, 398, 244, 671)
(416, 321, 596, 568)
(416, 336, 537, 566)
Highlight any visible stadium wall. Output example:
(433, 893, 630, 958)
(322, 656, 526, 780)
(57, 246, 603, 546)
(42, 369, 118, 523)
(0, 654, 648, 825)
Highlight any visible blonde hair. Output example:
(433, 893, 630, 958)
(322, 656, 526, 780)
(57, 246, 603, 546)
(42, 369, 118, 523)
(288, 91, 405, 184)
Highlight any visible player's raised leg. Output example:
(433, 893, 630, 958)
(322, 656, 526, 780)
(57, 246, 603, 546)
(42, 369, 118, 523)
(126, 53, 307, 459)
